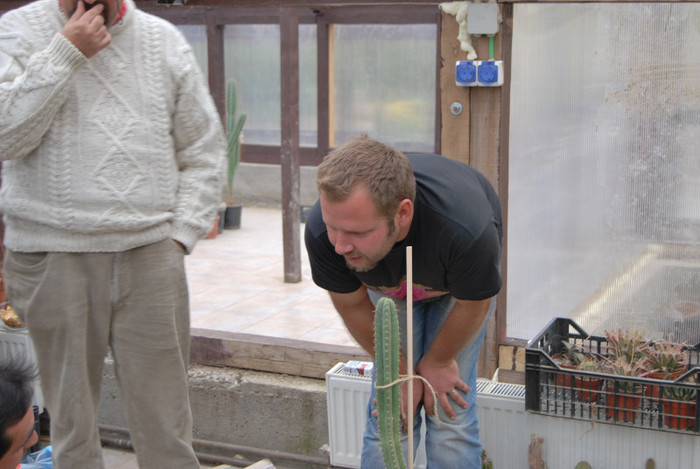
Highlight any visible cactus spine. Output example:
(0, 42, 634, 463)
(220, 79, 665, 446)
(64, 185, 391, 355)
(225, 80, 247, 205)
(374, 297, 407, 469)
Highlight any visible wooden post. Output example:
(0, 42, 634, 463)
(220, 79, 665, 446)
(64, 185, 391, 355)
(280, 7, 301, 283)
(206, 14, 225, 124)
(439, 8, 470, 165)
(439, 4, 509, 378)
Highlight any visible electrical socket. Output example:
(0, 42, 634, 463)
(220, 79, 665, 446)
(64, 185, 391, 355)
(456, 60, 504, 87)
(477, 60, 504, 86)
(455, 60, 478, 87)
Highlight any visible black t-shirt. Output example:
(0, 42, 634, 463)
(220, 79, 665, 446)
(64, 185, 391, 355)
(304, 153, 503, 301)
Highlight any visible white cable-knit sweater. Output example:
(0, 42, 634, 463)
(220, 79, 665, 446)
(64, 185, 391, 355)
(0, 0, 226, 253)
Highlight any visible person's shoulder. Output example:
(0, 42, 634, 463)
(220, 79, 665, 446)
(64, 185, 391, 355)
(408, 152, 480, 176)
(1, 0, 50, 24)
(134, 8, 180, 33)
(304, 201, 327, 239)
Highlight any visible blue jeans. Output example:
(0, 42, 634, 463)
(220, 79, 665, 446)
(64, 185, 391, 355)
(361, 293, 493, 469)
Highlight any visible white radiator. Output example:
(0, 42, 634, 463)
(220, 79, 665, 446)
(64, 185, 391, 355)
(325, 362, 427, 469)
(0, 326, 44, 411)
(326, 362, 700, 468)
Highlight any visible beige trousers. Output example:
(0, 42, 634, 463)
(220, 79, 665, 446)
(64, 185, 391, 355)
(4, 239, 199, 469)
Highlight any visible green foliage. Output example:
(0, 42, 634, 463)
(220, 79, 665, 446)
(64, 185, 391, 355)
(226, 80, 247, 205)
(604, 328, 651, 364)
(560, 341, 586, 366)
(577, 355, 603, 372)
(644, 340, 688, 376)
(663, 374, 698, 401)
(374, 297, 406, 469)
(601, 355, 647, 393)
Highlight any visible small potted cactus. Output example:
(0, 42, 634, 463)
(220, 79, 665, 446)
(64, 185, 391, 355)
(642, 340, 688, 399)
(223, 79, 247, 229)
(662, 378, 697, 430)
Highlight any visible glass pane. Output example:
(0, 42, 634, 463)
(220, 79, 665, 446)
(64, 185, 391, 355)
(225, 25, 280, 146)
(300, 25, 318, 148)
(177, 25, 208, 80)
(507, 4, 700, 343)
(333, 24, 436, 152)
(224, 25, 317, 148)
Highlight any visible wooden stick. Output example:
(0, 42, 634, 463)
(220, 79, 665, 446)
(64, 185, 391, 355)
(406, 246, 414, 469)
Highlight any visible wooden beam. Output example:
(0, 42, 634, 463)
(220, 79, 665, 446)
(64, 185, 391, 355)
(316, 14, 331, 159)
(280, 7, 302, 283)
(497, 338, 527, 385)
(438, 8, 470, 164)
(327, 24, 336, 149)
(206, 13, 225, 123)
(497, 3, 514, 344)
(190, 328, 370, 379)
(468, 32, 501, 186)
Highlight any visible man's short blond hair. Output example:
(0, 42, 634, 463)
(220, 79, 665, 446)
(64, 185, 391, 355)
(316, 136, 416, 222)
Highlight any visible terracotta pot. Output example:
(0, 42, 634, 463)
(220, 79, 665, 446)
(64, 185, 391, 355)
(606, 387, 643, 422)
(554, 362, 577, 388)
(206, 215, 220, 239)
(645, 370, 684, 399)
(663, 400, 696, 430)
(575, 376, 602, 402)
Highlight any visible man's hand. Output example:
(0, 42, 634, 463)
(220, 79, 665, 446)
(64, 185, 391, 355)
(61, 1, 111, 58)
(416, 357, 469, 420)
(370, 378, 423, 435)
(400, 377, 424, 434)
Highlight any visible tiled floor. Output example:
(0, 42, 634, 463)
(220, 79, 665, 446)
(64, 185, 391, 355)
(101, 206, 356, 467)
(186, 206, 355, 346)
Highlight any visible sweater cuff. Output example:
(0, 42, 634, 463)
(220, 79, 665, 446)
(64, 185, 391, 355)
(172, 225, 201, 255)
(47, 33, 87, 74)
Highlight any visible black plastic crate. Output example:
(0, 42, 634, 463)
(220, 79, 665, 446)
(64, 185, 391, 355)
(525, 317, 700, 434)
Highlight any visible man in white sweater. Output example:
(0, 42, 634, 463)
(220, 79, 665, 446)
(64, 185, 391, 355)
(0, 0, 226, 467)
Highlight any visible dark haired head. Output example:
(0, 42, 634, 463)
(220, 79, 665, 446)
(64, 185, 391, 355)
(0, 357, 38, 459)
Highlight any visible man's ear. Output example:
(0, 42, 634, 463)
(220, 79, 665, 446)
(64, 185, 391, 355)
(395, 199, 413, 228)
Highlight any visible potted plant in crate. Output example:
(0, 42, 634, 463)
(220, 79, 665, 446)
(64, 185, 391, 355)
(662, 376, 697, 430)
(223, 79, 247, 229)
(551, 340, 585, 388)
(602, 356, 647, 422)
(574, 355, 605, 402)
(642, 340, 688, 399)
(604, 328, 651, 364)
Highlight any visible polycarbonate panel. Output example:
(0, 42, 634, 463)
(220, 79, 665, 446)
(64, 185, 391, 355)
(177, 25, 208, 80)
(332, 24, 436, 152)
(507, 4, 700, 342)
(224, 25, 317, 147)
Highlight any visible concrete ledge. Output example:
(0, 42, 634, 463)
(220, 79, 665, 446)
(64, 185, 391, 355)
(99, 359, 333, 468)
(190, 328, 369, 379)
(232, 163, 319, 208)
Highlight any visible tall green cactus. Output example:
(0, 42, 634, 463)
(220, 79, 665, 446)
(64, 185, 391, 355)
(225, 80, 247, 205)
(374, 297, 407, 469)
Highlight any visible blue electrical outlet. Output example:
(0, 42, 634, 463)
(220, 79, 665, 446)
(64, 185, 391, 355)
(477, 61, 504, 86)
(456, 60, 478, 87)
